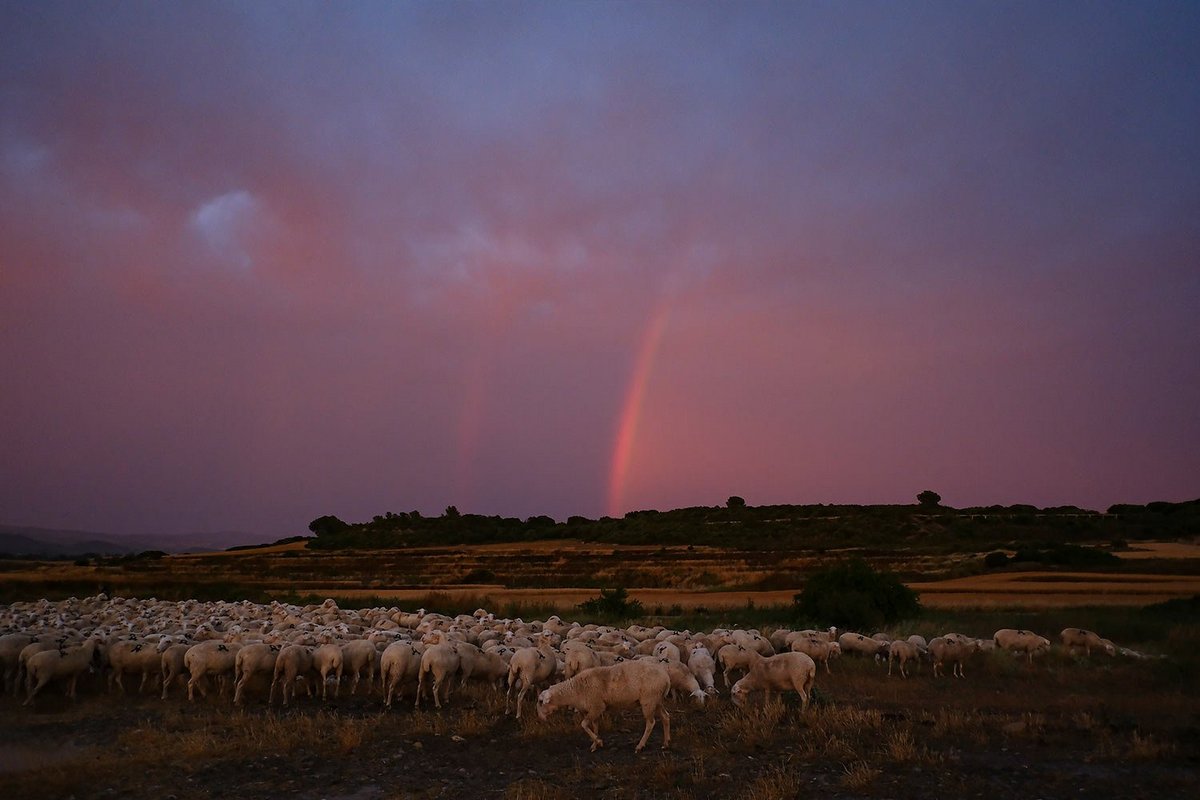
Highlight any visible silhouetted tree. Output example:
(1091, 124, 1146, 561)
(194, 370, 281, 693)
(308, 515, 349, 537)
(726, 495, 747, 509)
(443, 505, 461, 519)
(917, 490, 942, 508)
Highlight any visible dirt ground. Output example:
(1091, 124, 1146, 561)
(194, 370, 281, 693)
(1, 650, 1196, 800)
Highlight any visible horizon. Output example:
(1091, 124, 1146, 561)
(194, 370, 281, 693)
(3, 2, 1198, 540)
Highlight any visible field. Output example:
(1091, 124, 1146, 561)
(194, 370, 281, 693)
(1, 538, 1197, 798)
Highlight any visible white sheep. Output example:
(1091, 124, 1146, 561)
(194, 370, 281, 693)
(886, 640, 922, 678)
(1060, 628, 1116, 657)
(184, 640, 242, 702)
(729, 651, 816, 712)
(993, 629, 1051, 663)
(929, 635, 979, 678)
(270, 644, 314, 706)
(311, 643, 344, 700)
(159, 642, 191, 700)
(233, 642, 280, 705)
(791, 636, 840, 674)
(106, 639, 163, 695)
(685, 643, 718, 694)
(838, 632, 889, 659)
(340, 639, 380, 695)
(24, 639, 101, 705)
(415, 641, 460, 709)
(537, 659, 672, 752)
(506, 643, 558, 718)
(380, 640, 423, 707)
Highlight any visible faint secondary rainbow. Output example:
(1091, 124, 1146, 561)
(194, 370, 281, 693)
(607, 302, 673, 518)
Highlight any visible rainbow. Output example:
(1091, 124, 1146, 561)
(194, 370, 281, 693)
(607, 302, 672, 518)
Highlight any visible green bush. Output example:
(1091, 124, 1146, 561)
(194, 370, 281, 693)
(792, 559, 921, 630)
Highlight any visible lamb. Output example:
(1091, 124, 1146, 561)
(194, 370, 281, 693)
(993, 629, 1051, 663)
(24, 638, 101, 705)
(270, 644, 314, 706)
(886, 640, 922, 678)
(506, 643, 559, 718)
(729, 651, 816, 712)
(233, 642, 280, 705)
(536, 659, 671, 752)
(791, 637, 840, 674)
(1060, 628, 1117, 657)
(929, 635, 979, 678)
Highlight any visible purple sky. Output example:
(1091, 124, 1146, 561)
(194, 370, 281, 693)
(2, 2, 1198, 538)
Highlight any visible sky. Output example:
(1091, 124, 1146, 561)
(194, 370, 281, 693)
(2, 1, 1198, 539)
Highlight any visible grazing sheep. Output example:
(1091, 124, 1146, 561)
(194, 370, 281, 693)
(537, 659, 671, 752)
(565, 645, 626, 679)
(106, 639, 164, 695)
(730, 651, 816, 712)
(341, 639, 380, 696)
(311, 644, 344, 700)
(994, 629, 1051, 663)
(159, 643, 191, 700)
(233, 643, 280, 705)
(685, 643, 718, 694)
(1060, 628, 1117, 657)
(184, 641, 242, 702)
(415, 641, 460, 709)
(838, 632, 888, 659)
(716, 643, 759, 687)
(791, 636, 840, 674)
(270, 645, 314, 706)
(929, 635, 979, 678)
(381, 641, 423, 708)
(656, 658, 706, 706)
(24, 639, 100, 705)
(506, 644, 558, 718)
(887, 640, 922, 678)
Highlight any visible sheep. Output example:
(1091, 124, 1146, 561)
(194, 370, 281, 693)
(929, 635, 979, 678)
(993, 629, 1051, 663)
(838, 632, 889, 659)
(311, 643, 344, 700)
(651, 640, 681, 662)
(1060, 628, 1117, 657)
(886, 640, 922, 678)
(106, 639, 164, 695)
(655, 658, 706, 705)
(506, 644, 559, 718)
(233, 643, 280, 705)
(0, 633, 44, 695)
(159, 643, 191, 700)
(564, 645, 625, 679)
(537, 659, 671, 752)
(790, 637, 840, 674)
(415, 641, 460, 709)
(379, 640, 423, 707)
(685, 643, 718, 694)
(729, 651, 816, 712)
(24, 639, 101, 705)
(340, 639, 380, 695)
(716, 643, 759, 687)
(270, 645, 314, 706)
(184, 640, 242, 702)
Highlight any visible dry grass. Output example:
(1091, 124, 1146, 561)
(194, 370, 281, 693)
(739, 763, 806, 800)
(840, 760, 880, 791)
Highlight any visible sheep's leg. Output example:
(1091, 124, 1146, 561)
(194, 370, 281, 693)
(635, 709, 657, 752)
(582, 714, 604, 752)
(515, 683, 529, 719)
(432, 677, 443, 709)
(68, 673, 79, 700)
(23, 675, 46, 706)
(658, 705, 671, 749)
(887, 658, 894, 676)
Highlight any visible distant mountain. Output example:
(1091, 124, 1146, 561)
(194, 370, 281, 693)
(0, 525, 261, 557)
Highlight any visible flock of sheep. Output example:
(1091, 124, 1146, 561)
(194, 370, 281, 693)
(0, 594, 1140, 752)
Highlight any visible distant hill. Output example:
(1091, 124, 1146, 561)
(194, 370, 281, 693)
(0, 525, 259, 557)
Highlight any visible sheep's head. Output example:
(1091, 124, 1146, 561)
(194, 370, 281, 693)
(689, 688, 706, 706)
(730, 678, 749, 706)
(536, 689, 559, 720)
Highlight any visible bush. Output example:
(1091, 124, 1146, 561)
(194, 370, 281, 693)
(792, 559, 921, 631)
(577, 587, 644, 621)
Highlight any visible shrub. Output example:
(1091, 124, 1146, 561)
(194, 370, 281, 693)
(577, 587, 644, 621)
(792, 559, 921, 630)
(984, 551, 1010, 569)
